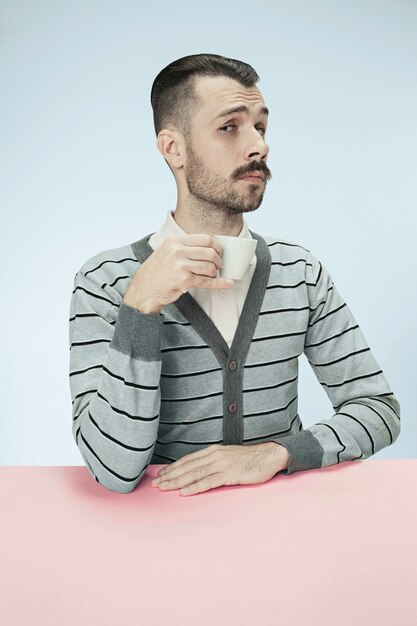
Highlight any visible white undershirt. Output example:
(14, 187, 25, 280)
(148, 211, 257, 348)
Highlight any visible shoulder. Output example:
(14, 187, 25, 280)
(258, 234, 317, 265)
(260, 234, 310, 253)
(257, 234, 330, 292)
(74, 242, 140, 301)
(77, 242, 139, 277)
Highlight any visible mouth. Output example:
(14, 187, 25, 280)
(238, 171, 265, 183)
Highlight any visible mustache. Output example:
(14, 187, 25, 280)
(234, 160, 272, 181)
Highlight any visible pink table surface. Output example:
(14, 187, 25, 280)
(0, 460, 416, 626)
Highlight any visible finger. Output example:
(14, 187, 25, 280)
(159, 464, 215, 490)
(159, 457, 217, 483)
(188, 260, 219, 278)
(185, 246, 224, 270)
(179, 234, 223, 257)
(158, 444, 222, 477)
(180, 473, 226, 496)
(189, 275, 234, 290)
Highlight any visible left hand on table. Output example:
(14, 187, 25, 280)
(150, 442, 290, 496)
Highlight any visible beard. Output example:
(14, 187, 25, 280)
(184, 139, 271, 216)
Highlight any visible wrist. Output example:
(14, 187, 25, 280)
(123, 291, 162, 315)
(266, 441, 290, 471)
(123, 298, 162, 315)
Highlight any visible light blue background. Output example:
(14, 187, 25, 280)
(1, 0, 415, 464)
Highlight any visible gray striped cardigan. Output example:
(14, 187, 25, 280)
(69, 231, 401, 494)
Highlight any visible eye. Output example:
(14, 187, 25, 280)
(219, 124, 266, 136)
(219, 124, 236, 132)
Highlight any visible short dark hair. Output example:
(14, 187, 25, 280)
(150, 53, 260, 138)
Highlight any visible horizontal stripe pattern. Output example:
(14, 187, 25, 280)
(69, 237, 400, 493)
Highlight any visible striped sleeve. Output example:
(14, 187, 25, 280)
(276, 253, 401, 475)
(69, 269, 163, 493)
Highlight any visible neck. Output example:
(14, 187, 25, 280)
(173, 194, 245, 237)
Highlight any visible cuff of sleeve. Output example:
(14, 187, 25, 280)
(275, 430, 324, 475)
(109, 302, 164, 361)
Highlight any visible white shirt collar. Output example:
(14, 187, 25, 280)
(150, 211, 256, 265)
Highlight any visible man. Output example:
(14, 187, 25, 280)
(69, 53, 400, 496)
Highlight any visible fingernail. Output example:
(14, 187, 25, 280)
(226, 280, 233, 286)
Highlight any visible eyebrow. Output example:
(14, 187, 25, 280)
(214, 104, 269, 121)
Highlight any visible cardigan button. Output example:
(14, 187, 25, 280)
(228, 402, 237, 413)
(229, 360, 237, 371)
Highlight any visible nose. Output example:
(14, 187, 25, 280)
(245, 128, 269, 162)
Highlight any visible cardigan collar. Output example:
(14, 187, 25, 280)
(131, 231, 271, 366)
(131, 231, 271, 444)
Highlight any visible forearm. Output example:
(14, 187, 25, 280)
(310, 391, 400, 466)
(70, 273, 164, 494)
(74, 345, 162, 493)
(300, 254, 401, 472)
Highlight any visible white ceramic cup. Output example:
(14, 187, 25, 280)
(213, 235, 258, 280)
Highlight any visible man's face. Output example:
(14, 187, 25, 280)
(183, 75, 272, 216)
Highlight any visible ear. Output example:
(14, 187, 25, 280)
(156, 129, 184, 170)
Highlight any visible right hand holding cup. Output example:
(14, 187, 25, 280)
(122, 234, 233, 314)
